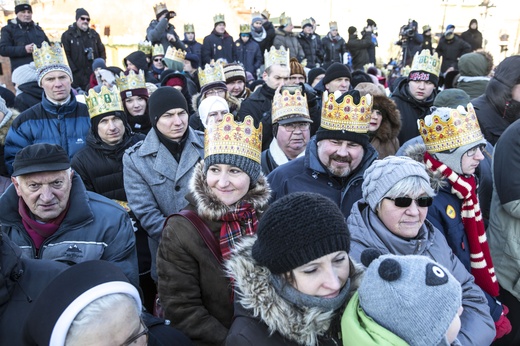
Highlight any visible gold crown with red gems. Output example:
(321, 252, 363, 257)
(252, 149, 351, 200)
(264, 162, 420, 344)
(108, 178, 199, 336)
(418, 103, 484, 153)
(271, 89, 310, 124)
(321, 91, 373, 133)
(115, 69, 146, 93)
(85, 86, 124, 119)
(204, 114, 262, 164)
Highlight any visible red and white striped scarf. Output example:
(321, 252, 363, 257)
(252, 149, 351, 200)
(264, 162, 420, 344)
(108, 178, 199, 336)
(424, 152, 499, 297)
(219, 202, 258, 260)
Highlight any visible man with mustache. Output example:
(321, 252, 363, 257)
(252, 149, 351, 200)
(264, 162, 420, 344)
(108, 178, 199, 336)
(268, 89, 377, 217)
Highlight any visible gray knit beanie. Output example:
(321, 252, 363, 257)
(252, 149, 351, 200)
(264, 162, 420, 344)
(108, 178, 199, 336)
(12, 62, 38, 86)
(358, 250, 462, 346)
(204, 153, 261, 184)
(362, 156, 430, 211)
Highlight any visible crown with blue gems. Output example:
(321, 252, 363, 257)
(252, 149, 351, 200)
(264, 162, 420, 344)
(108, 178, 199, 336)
(272, 89, 310, 123)
(85, 86, 124, 119)
(204, 114, 262, 164)
(32, 42, 68, 71)
(115, 69, 146, 93)
(321, 91, 372, 133)
(264, 46, 290, 69)
(410, 49, 442, 77)
(138, 40, 152, 55)
(198, 63, 226, 87)
(184, 23, 195, 33)
(418, 103, 484, 153)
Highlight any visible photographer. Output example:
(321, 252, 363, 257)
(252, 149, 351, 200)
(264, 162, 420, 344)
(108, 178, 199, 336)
(61, 8, 106, 92)
(146, 4, 186, 53)
(395, 19, 423, 66)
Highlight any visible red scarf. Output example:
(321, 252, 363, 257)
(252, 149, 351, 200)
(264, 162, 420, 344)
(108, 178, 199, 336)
(219, 202, 258, 260)
(424, 152, 499, 296)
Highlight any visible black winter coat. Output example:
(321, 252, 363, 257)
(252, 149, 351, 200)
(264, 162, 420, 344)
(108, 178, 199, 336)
(0, 19, 49, 71)
(233, 38, 262, 78)
(183, 36, 202, 62)
(260, 21, 276, 55)
(14, 81, 42, 113)
(201, 30, 234, 65)
(435, 35, 471, 73)
(461, 28, 483, 51)
(61, 23, 106, 91)
(346, 32, 373, 71)
(146, 19, 186, 53)
(321, 33, 347, 68)
(297, 32, 323, 68)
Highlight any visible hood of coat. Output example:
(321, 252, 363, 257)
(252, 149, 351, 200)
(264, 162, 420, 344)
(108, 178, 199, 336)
(371, 95, 401, 142)
(0, 107, 19, 146)
(189, 161, 270, 221)
(404, 143, 446, 192)
(392, 78, 437, 106)
(226, 236, 364, 345)
(458, 52, 492, 77)
(484, 55, 520, 115)
(124, 51, 149, 72)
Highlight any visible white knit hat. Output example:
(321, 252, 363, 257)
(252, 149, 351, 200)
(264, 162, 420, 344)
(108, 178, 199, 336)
(12, 62, 38, 86)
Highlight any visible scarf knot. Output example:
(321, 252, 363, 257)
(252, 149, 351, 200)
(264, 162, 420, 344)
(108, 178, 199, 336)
(219, 202, 258, 259)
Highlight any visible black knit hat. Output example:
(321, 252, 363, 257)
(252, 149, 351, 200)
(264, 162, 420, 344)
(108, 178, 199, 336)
(75, 8, 90, 20)
(148, 86, 188, 125)
(252, 192, 351, 274)
(12, 143, 71, 177)
(322, 62, 352, 86)
(15, 3, 32, 14)
(351, 70, 373, 88)
(308, 67, 326, 86)
(348, 26, 357, 35)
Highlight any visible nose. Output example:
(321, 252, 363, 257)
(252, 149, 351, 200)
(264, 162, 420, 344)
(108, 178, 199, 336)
(39, 185, 54, 202)
(405, 201, 421, 215)
(322, 266, 342, 291)
(172, 115, 183, 125)
(336, 143, 350, 156)
(108, 120, 117, 130)
(216, 172, 230, 187)
(474, 147, 485, 161)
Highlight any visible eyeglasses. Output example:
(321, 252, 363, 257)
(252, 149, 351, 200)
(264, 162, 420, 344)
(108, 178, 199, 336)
(205, 89, 226, 97)
(79, 17, 90, 22)
(385, 196, 433, 208)
(290, 76, 306, 82)
(154, 58, 162, 62)
(120, 318, 148, 346)
(466, 144, 486, 157)
(280, 122, 310, 132)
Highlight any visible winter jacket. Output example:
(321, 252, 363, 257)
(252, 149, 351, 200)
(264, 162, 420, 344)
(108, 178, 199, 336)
(391, 78, 436, 145)
(435, 35, 472, 73)
(0, 174, 139, 288)
(146, 19, 186, 53)
(345, 32, 373, 71)
(260, 21, 276, 55)
(472, 56, 520, 145)
(297, 32, 323, 68)
(273, 28, 304, 61)
(321, 33, 347, 68)
(369, 95, 401, 159)
(61, 23, 106, 91)
(268, 137, 378, 218)
(460, 21, 483, 51)
(183, 35, 202, 63)
(0, 107, 18, 177)
(488, 119, 520, 301)
(225, 236, 363, 346)
(347, 201, 496, 346)
(456, 52, 491, 99)
(0, 18, 49, 71)
(0, 232, 66, 345)
(201, 30, 234, 66)
(123, 127, 204, 281)
(422, 34, 434, 54)
(4, 92, 90, 175)
(157, 163, 270, 346)
(13, 81, 42, 113)
(233, 38, 262, 79)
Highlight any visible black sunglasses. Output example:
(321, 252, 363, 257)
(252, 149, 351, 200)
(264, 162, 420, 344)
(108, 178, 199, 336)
(385, 196, 433, 208)
(153, 58, 162, 62)
(80, 17, 90, 22)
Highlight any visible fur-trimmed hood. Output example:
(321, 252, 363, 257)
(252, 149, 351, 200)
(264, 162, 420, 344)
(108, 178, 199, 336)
(404, 143, 446, 191)
(189, 161, 271, 221)
(0, 108, 19, 146)
(226, 236, 364, 345)
(371, 95, 401, 142)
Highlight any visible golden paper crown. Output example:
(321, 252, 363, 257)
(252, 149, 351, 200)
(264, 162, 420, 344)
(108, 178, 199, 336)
(240, 24, 251, 34)
(115, 69, 146, 93)
(418, 104, 484, 153)
(32, 42, 69, 71)
(321, 91, 373, 133)
(261, 9, 270, 20)
(184, 23, 195, 33)
(15, 0, 30, 6)
(264, 46, 290, 69)
(164, 46, 186, 63)
(329, 21, 338, 30)
(251, 12, 262, 21)
(198, 63, 225, 87)
(153, 44, 165, 57)
(213, 13, 225, 24)
(279, 12, 292, 26)
(85, 86, 124, 119)
(138, 40, 152, 55)
(153, 2, 168, 16)
(411, 49, 442, 77)
(272, 89, 310, 124)
(204, 114, 262, 164)
(301, 18, 313, 27)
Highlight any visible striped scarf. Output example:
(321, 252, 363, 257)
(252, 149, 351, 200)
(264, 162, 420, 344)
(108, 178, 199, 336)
(219, 202, 258, 260)
(424, 152, 499, 296)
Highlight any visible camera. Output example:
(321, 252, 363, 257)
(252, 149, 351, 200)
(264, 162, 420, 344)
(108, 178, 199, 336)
(84, 47, 94, 61)
(399, 23, 416, 38)
(167, 11, 176, 20)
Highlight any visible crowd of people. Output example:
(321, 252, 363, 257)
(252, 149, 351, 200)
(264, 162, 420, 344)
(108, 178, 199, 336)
(1, 1, 520, 345)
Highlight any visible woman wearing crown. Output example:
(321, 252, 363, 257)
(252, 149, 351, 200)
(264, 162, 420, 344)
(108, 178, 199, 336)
(156, 114, 270, 345)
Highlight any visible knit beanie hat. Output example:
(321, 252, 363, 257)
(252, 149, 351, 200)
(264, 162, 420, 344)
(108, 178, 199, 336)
(223, 63, 246, 84)
(11, 62, 38, 86)
(348, 26, 357, 35)
(75, 8, 90, 20)
(165, 76, 185, 88)
(289, 57, 305, 81)
(358, 250, 462, 346)
(252, 192, 351, 274)
(198, 95, 229, 128)
(362, 156, 430, 211)
(322, 62, 352, 86)
(15, 2, 31, 14)
(200, 81, 228, 97)
(148, 86, 188, 125)
(433, 89, 470, 109)
(204, 152, 261, 184)
(350, 70, 373, 88)
(307, 67, 325, 86)
(23, 260, 141, 346)
(92, 58, 106, 71)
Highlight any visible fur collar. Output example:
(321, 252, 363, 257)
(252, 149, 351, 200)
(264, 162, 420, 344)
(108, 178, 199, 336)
(189, 161, 270, 221)
(371, 95, 401, 142)
(226, 237, 364, 345)
(0, 108, 19, 146)
(404, 143, 446, 191)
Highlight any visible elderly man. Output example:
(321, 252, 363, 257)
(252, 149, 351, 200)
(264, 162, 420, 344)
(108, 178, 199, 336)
(4, 42, 90, 175)
(268, 90, 377, 217)
(0, 143, 139, 287)
(0, 0, 49, 71)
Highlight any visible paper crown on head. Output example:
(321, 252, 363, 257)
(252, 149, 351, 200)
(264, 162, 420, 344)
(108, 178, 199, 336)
(264, 46, 290, 69)
(32, 42, 68, 71)
(15, 0, 30, 6)
(411, 49, 442, 77)
(85, 86, 124, 119)
(153, 2, 168, 16)
(301, 18, 313, 27)
(329, 21, 338, 30)
(418, 103, 484, 153)
(138, 40, 152, 55)
(240, 24, 251, 33)
(152, 44, 165, 57)
(272, 89, 310, 123)
(261, 9, 270, 19)
(279, 12, 292, 26)
(321, 91, 372, 133)
(198, 63, 225, 87)
(115, 69, 146, 93)
(164, 46, 186, 63)
(204, 114, 262, 164)
(184, 23, 195, 33)
(251, 11, 262, 21)
(213, 13, 225, 24)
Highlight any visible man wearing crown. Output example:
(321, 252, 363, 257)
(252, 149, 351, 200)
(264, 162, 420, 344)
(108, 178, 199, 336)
(273, 13, 304, 62)
(392, 49, 440, 145)
(201, 14, 234, 66)
(182, 24, 202, 64)
(321, 21, 348, 69)
(268, 90, 378, 217)
(147, 3, 185, 54)
(0, 0, 49, 72)
(4, 42, 90, 175)
(297, 18, 323, 69)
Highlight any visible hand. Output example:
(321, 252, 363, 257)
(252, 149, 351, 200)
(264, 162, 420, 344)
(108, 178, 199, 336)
(25, 43, 34, 54)
(167, 33, 176, 42)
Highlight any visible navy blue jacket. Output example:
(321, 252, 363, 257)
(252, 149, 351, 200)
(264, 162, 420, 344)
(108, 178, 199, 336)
(201, 30, 234, 65)
(233, 38, 262, 78)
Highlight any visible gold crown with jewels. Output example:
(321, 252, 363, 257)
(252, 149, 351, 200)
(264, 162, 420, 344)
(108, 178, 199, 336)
(153, 2, 168, 16)
(272, 89, 310, 123)
(411, 49, 442, 77)
(164, 46, 186, 63)
(204, 114, 262, 164)
(321, 91, 372, 133)
(418, 103, 484, 153)
(301, 18, 313, 27)
(32, 42, 69, 71)
(85, 86, 124, 119)
(138, 40, 152, 55)
(240, 24, 251, 34)
(184, 23, 195, 33)
(153, 44, 165, 57)
(279, 12, 292, 26)
(198, 63, 225, 87)
(264, 46, 290, 69)
(213, 13, 225, 24)
(115, 69, 146, 93)
(329, 21, 338, 30)
(15, 0, 30, 6)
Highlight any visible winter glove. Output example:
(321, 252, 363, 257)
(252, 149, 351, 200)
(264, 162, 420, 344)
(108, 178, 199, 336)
(494, 304, 512, 340)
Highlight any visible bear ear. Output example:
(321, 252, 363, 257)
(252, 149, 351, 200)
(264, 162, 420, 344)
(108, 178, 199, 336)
(378, 258, 402, 282)
(360, 248, 382, 267)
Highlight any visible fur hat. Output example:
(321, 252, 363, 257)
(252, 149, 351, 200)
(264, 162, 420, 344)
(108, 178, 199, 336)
(322, 62, 352, 86)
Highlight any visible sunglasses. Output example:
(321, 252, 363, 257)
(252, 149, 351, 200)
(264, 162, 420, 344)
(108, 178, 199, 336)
(154, 58, 162, 62)
(80, 17, 90, 22)
(385, 196, 433, 208)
